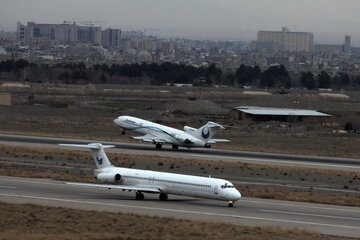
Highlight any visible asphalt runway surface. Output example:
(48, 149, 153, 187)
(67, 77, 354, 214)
(1, 133, 360, 170)
(0, 176, 359, 238)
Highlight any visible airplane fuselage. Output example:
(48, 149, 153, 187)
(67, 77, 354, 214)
(114, 116, 207, 148)
(95, 167, 241, 201)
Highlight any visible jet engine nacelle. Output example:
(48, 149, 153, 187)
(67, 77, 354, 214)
(96, 172, 122, 183)
(184, 126, 196, 134)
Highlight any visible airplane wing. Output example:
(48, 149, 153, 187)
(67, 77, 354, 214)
(65, 182, 161, 193)
(131, 134, 167, 143)
(206, 139, 230, 144)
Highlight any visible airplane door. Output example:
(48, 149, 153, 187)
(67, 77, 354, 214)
(214, 185, 218, 194)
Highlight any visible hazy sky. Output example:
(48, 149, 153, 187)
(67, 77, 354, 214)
(1, 0, 359, 42)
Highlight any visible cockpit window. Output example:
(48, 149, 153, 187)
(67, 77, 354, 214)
(221, 183, 235, 189)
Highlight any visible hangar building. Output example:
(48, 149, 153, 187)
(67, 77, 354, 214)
(232, 106, 331, 122)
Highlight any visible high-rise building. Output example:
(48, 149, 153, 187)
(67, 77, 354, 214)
(314, 35, 352, 54)
(101, 28, 121, 48)
(256, 27, 314, 52)
(344, 35, 351, 54)
(56, 24, 79, 44)
(314, 44, 343, 54)
(17, 22, 57, 44)
(77, 26, 101, 45)
(17, 21, 116, 47)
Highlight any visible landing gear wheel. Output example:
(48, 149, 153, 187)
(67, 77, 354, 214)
(155, 143, 162, 150)
(159, 193, 168, 201)
(172, 144, 179, 150)
(136, 191, 144, 200)
(227, 201, 234, 208)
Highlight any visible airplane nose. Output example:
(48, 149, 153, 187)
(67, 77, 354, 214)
(114, 117, 121, 125)
(233, 190, 241, 200)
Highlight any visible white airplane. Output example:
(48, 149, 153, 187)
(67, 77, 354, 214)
(113, 116, 230, 150)
(60, 143, 241, 207)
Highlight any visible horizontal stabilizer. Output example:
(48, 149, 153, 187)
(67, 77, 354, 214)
(206, 139, 230, 144)
(59, 143, 115, 149)
(65, 182, 161, 193)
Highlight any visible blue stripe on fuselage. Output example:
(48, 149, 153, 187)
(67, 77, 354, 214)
(119, 123, 181, 143)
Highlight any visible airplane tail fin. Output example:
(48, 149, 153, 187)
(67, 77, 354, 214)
(188, 121, 225, 141)
(59, 143, 115, 169)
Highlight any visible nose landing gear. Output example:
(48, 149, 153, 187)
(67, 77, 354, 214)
(227, 201, 234, 208)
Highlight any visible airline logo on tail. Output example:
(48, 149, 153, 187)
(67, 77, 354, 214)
(201, 127, 210, 139)
(96, 156, 103, 165)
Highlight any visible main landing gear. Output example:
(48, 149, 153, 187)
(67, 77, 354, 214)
(155, 143, 163, 150)
(172, 144, 179, 150)
(135, 191, 144, 200)
(159, 193, 168, 201)
(227, 201, 234, 208)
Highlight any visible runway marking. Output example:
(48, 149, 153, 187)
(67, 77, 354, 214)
(259, 209, 360, 221)
(191, 154, 360, 169)
(0, 185, 16, 189)
(79, 193, 97, 196)
(1, 176, 359, 213)
(0, 193, 359, 231)
(241, 199, 360, 213)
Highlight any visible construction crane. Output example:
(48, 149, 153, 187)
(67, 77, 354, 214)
(63, 19, 106, 27)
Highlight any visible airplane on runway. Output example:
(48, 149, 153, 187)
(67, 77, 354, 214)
(113, 116, 230, 150)
(60, 143, 241, 207)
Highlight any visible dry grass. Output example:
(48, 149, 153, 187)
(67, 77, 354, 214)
(0, 165, 95, 183)
(0, 201, 353, 240)
(1, 144, 358, 178)
(1, 94, 360, 159)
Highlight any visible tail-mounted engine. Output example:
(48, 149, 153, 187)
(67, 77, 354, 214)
(184, 126, 196, 134)
(96, 172, 122, 183)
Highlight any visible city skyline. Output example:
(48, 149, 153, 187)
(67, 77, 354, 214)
(1, 0, 360, 43)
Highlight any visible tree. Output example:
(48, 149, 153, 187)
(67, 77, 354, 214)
(235, 64, 260, 87)
(205, 63, 222, 85)
(300, 72, 316, 90)
(100, 73, 107, 83)
(354, 75, 360, 86)
(333, 72, 350, 89)
(339, 72, 350, 87)
(260, 65, 291, 88)
(318, 71, 331, 88)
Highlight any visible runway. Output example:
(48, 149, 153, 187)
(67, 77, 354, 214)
(1, 133, 360, 170)
(0, 176, 359, 237)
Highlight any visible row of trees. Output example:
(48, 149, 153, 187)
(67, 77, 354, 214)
(1, 59, 360, 90)
(94, 62, 221, 85)
(235, 64, 291, 88)
(300, 71, 360, 90)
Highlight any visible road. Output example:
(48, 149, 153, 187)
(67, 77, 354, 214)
(1, 133, 360, 170)
(0, 176, 359, 238)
